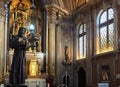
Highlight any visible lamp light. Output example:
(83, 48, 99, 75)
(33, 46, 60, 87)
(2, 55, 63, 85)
(29, 24, 35, 33)
(30, 0, 36, 10)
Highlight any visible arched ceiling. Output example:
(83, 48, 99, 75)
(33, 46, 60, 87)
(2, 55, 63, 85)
(8, 0, 101, 15)
(43, 0, 87, 13)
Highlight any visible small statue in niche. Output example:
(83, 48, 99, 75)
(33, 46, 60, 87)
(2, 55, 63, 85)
(102, 70, 109, 80)
(9, 27, 29, 85)
(64, 46, 69, 62)
(101, 65, 109, 81)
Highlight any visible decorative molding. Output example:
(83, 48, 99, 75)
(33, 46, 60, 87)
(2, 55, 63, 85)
(97, 61, 115, 82)
(118, 0, 120, 5)
(0, 2, 5, 17)
(45, 3, 69, 15)
(116, 74, 120, 79)
(25, 79, 46, 87)
(0, 16, 5, 22)
(74, 60, 87, 71)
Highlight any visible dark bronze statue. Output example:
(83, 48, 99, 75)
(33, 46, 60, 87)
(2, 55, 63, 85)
(9, 27, 28, 85)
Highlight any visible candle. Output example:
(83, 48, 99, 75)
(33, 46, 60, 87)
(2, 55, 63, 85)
(65, 39, 68, 47)
(66, 71, 67, 77)
(1, 84, 4, 87)
(48, 83, 50, 87)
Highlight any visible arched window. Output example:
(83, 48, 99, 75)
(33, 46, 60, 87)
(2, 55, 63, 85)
(96, 8, 114, 54)
(78, 23, 86, 59)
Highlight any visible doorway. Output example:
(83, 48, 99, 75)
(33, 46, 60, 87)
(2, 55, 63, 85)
(78, 67, 86, 87)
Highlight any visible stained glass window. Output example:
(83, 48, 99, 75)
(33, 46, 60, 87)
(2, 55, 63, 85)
(78, 23, 86, 59)
(97, 8, 114, 54)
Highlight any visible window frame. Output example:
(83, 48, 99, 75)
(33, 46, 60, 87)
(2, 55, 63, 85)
(78, 23, 86, 59)
(96, 7, 114, 54)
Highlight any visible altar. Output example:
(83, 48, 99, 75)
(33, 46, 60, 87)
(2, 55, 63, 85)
(7, 51, 46, 87)
(25, 78, 46, 87)
(8, 51, 44, 77)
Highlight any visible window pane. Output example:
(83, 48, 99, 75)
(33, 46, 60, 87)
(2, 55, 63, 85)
(84, 24, 86, 32)
(100, 11, 107, 24)
(79, 25, 83, 34)
(108, 23, 114, 50)
(84, 35, 86, 58)
(78, 23, 86, 59)
(100, 26, 107, 52)
(79, 35, 86, 59)
(79, 37, 83, 58)
(108, 8, 114, 20)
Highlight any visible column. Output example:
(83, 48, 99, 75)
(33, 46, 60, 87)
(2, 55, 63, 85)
(55, 24, 62, 85)
(0, 1, 6, 82)
(86, 9, 92, 86)
(115, 0, 120, 85)
(48, 23, 56, 76)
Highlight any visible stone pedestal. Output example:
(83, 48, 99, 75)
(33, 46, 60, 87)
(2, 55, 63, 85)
(5, 84, 27, 87)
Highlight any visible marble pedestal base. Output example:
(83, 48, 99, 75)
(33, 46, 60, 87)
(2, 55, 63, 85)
(25, 78, 46, 87)
(5, 84, 27, 87)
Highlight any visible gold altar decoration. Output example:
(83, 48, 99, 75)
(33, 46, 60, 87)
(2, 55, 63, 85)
(28, 57, 39, 77)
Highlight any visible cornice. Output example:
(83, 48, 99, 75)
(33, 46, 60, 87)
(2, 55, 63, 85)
(0, 2, 5, 16)
(45, 3, 69, 16)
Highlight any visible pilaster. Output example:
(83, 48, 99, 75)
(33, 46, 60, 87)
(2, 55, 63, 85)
(45, 4, 68, 86)
(115, 0, 120, 86)
(46, 6, 56, 77)
(0, 1, 6, 83)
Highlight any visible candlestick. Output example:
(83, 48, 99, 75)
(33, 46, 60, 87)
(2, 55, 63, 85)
(66, 71, 67, 87)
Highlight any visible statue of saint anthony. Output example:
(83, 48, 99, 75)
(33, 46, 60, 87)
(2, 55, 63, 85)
(9, 27, 28, 85)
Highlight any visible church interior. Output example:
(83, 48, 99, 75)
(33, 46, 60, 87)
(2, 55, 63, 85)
(0, 0, 120, 87)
